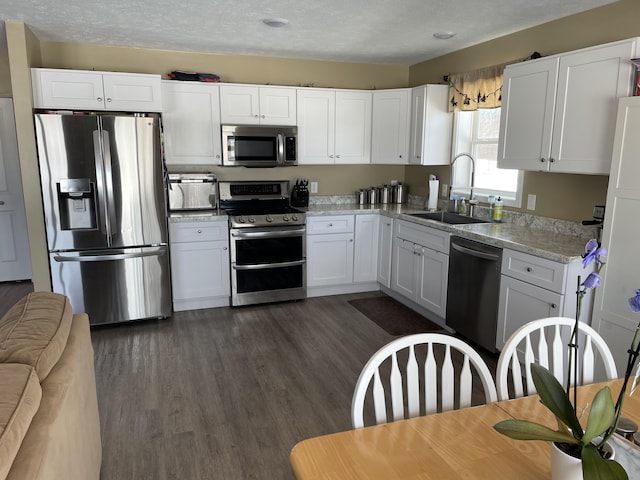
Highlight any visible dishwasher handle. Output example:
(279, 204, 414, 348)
(451, 241, 501, 261)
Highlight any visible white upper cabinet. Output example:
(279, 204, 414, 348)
(219, 85, 296, 125)
(31, 68, 162, 112)
(371, 89, 410, 164)
(408, 84, 452, 166)
(162, 81, 222, 167)
(297, 89, 372, 164)
(498, 38, 639, 174)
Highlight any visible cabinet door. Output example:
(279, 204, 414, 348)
(220, 85, 260, 124)
(32, 69, 105, 110)
(391, 238, 417, 300)
(296, 89, 336, 164)
(496, 275, 563, 351)
(162, 81, 222, 166)
(497, 57, 559, 171)
(259, 87, 297, 125)
(102, 73, 162, 112)
(422, 84, 453, 166)
(353, 214, 379, 283)
(409, 86, 426, 165)
(550, 40, 637, 174)
(377, 216, 394, 287)
(335, 91, 372, 164)
(170, 240, 230, 306)
(371, 89, 410, 164)
(593, 97, 640, 373)
(307, 233, 354, 287)
(415, 246, 449, 318)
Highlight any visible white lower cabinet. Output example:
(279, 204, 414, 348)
(496, 248, 591, 351)
(169, 218, 230, 311)
(390, 220, 450, 319)
(377, 216, 394, 288)
(306, 214, 379, 296)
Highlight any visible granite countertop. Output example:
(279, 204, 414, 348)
(305, 203, 589, 264)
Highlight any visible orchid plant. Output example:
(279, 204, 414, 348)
(494, 238, 640, 480)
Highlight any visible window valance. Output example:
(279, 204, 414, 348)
(448, 63, 507, 112)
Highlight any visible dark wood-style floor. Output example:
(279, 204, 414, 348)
(0, 284, 499, 480)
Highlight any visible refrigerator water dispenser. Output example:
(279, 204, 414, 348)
(57, 178, 97, 230)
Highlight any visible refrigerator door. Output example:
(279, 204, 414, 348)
(50, 246, 171, 325)
(35, 114, 109, 251)
(100, 115, 167, 248)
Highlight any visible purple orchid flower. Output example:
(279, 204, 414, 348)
(582, 238, 607, 268)
(629, 289, 640, 313)
(581, 272, 602, 289)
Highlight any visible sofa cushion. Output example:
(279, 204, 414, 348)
(0, 363, 42, 480)
(0, 292, 73, 381)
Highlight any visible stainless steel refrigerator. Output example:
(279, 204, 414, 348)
(35, 112, 171, 325)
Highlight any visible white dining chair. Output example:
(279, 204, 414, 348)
(351, 333, 498, 429)
(496, 316, 618, 401)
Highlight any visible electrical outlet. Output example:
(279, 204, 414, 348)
(310, 181, 318, 193)
(527, 194, 537, 210)
(441, 183, 448, 197)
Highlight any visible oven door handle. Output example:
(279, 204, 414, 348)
(231, 228, 306, 239)
(233, 259, 306, 271)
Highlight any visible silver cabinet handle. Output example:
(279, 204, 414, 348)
(197, 229, 202, 233)
(261, 115, 265, 118)
(349, 239, 353, 242)
(329, 155, 334, 158)
(223, 246, 228, 250)
(106, 98, 112, 102)
(97, 97, 103, 102)
(336, 155, 341, 158)
(0, 200, 4, 205)
(540, 158, 546, 163)
(549, 158, 555, 163)
(526, 267, 533, 272)
(551, 303, 557, 309)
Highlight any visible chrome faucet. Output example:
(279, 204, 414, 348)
(451, 153, 476, 202)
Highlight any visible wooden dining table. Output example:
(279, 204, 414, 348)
(290, 379, 640, 479)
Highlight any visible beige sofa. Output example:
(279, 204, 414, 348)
(0, 292, 102, 480)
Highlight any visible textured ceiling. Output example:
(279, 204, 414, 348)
(0, 0, 619, 65)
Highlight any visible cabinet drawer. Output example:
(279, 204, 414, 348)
(307, 215, 354, 234)
(395, 219, 450, 254)
(169, 220, 228, 243)
(501, 248, 567, 292)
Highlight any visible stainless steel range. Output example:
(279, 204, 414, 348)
(219, 180, 306, 306)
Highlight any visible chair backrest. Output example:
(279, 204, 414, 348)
(351, 333, 497, 429)
(496, 316, 618, 401)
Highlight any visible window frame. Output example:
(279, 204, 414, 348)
(451, 108, 523, 208)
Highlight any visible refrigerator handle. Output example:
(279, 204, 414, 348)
(93, 130, 110, 239)
(101, 129, 117, 245)
(53, 246, 167, 263)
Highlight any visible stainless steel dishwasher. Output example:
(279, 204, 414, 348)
(446, 236, 502, 353)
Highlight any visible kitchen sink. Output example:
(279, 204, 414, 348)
(408, 211, 489, 225)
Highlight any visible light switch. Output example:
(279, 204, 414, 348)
(527, 194, 536, 210)
(310, 181, 318, 193)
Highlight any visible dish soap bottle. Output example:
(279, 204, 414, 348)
(458, 198, 467, 215)
(488, 195, 495, 221)
(493, 196, 503, 223)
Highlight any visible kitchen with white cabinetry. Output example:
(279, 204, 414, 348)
(296, 89, 372, 164)
(168, 217, 230, 312)
(162, 81, 222, 166)
(306, 213, 379, 296)
(219, 85, 296, 125)
(31, 68, 162, 112)
(498, 38, 639, 175)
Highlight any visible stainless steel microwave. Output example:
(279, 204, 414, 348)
(221, 125, 297, 167)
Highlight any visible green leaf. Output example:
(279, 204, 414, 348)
(581, 444, 628, 480)
(583, 387, 615, 444)
(530, 363, 583, 439)
(494, 419, 578, 444)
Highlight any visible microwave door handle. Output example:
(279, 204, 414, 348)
(277, 133, 285, 165)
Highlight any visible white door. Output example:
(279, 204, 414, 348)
(409, 86, 426, 164)
(377, 216, 394, 287)
(307, 233, 354, 287)
(0, 98, 32, 281)
(353, 214, 379, 283)
(497, 57, 559, 171)
(334, 91, 372, 164)
(415, 246, 449, 318)
(391, 238, 417, 300)
(219, 85, 260, 124)
(371, 89, 410, 164)
(593, 96, 640, 372)
(296, 89, 335, 164)
(259, 87, 297, 125)
(101, 73, 162, 112)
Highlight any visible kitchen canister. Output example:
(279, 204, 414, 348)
(356, 189, 367, 205)
(368, 187, 379, 205)
(394, 184, 408, 204)
(380, 185, 392, 204)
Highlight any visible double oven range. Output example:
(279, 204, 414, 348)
(218, 180, 307, 306)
